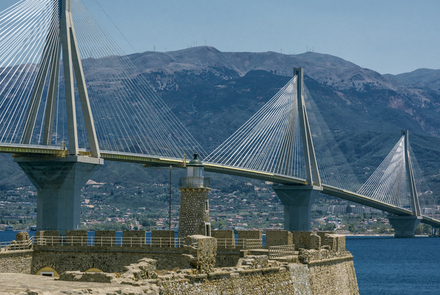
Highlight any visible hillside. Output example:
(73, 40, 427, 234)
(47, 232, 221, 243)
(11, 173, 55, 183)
(1, 47, 440, 207)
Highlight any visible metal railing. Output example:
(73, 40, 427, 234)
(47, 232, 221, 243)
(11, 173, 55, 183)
(0, 238, 33, 252)
(243, 239, 263, 250)
(34, 236, 184, 248)
(268, 244, 296, 259)
(215, 238, 263, 249)
(215, 238, 236, 248)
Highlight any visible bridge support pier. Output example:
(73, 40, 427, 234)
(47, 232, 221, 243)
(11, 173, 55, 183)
(388, 215, 422, 238)
(273, 184, 322, 231)
(16, 156, 103, 235)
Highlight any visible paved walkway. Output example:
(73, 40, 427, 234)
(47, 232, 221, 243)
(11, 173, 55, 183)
(0, 274, 157, 294)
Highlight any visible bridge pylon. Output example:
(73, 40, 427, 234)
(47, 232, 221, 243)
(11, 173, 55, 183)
(15, 0, 103, 234)
(388, 130, 422, 238)
(273, 68, 322, 231)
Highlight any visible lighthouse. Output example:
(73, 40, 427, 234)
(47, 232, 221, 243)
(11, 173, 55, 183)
(178, 154, 211, 238)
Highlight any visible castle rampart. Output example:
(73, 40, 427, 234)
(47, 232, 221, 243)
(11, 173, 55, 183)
(0, 230, 359, 294)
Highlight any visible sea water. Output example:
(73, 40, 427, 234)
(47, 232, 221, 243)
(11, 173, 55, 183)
(346, 236, 440, 295)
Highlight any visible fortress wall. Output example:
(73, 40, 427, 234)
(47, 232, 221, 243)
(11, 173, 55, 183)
(266, 230, 293, 247)
(237, 230, 262, 240)
(215, 252, 241, 267)
(307, 256, 358, 295)
(31, 247, 189, 274)
(0, 250, 33, 274)
(161, 257, 357, 295)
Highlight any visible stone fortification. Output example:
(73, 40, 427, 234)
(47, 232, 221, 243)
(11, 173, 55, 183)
(0, 250, 33, 274)
(237, 230, 262, 240)
(212, 230, 235, 248)
(0, 230, 359, 294)
(266, 230, 293, 247)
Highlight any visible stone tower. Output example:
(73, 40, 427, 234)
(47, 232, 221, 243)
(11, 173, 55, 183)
(178, 154, 211, 238)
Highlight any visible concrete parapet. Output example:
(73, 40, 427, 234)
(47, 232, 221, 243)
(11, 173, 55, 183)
(212, 230, 235, 248)
(66, 230, 88, 246)
(122, 231, 146, 247)
(94, 231, 116, 247)
(266, 230, 293, 247)
(35, 231, 60, 246)
(292, 231, 321, 250)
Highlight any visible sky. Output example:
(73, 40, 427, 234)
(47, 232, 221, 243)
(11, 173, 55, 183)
(1, 0, 439, 75)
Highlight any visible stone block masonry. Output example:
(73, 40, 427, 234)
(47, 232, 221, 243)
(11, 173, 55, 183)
(0, 250, 33, 274)
(178, 188, 211, 238)
(122, 230, 146, 247)
(212, 230, 235, 248)
(0, 230, 358, 294)
(237, 230, 262, 240)
(183, 235, 217, 274)
(94, 230, 116, 247)
(35, 230, 60, 246)
(293, 231, 321, 250)
(266, 230, 293, 247)
(66, 230, 88, 246)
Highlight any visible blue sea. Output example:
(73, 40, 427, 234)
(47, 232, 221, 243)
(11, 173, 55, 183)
(346, 236, 440, 295)
(1, 232, 439, 294)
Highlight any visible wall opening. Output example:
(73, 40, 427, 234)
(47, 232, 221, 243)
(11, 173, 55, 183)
(205, 223, 211, 236)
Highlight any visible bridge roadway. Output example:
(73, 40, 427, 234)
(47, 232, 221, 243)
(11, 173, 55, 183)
(1, 143, 439, 228)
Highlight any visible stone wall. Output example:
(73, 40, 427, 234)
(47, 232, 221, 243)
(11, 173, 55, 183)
(183, 235, 217, 274)
(307, 254, 358, 294)
(65, 230, 88, 246)
(292, 231, 321, 250)
(266, 230, 293, 247)
(151, 230, 175, 247)
(318, 232, 346, 252)
(122, 230, 146, 247)
(215, 252, 241, 268)
(0, 250, 33, 274)
(31, 246, 189, 274)
(178, 188, 210, 238)
(16, 230, 359, 294)
(212, 230, 235, 248)
(237, 230, 262, 240)
(35, 230, 60, 246)
(94, 230, 116, 247)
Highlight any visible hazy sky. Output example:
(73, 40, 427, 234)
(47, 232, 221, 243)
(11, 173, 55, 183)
(1, 0, 439, 74)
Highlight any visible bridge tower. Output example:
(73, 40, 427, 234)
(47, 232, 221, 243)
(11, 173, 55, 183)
(388, 130, 422, 238)
(178, 154, 211, 238)
(15, 0, 102, 234)
(273, 68, 322, 231)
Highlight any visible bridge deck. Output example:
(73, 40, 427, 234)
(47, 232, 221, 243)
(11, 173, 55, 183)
(1, 144, 439, 228)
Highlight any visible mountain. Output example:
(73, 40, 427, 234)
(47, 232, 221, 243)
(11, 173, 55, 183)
(384, 68, 440, 93)
(1, 47, 440, 205)
(125, 47, 440, 140)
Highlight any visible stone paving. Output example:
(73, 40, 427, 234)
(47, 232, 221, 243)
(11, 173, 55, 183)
(0, 274, 158, 295)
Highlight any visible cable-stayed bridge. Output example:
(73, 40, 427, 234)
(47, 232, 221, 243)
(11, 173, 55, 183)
(0, 0, 439, 237)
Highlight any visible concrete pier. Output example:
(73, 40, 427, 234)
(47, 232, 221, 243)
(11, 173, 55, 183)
(16, 156, 103, 234)
(273, 184, 322, 231)
(388, 215, 422, 238)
